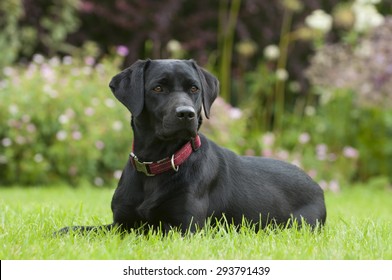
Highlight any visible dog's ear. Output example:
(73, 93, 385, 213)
(109, 59, 150, 117)
(191, 60, 219, 119)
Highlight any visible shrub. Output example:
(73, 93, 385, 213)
(305, 17, 392, 181)
(0, 55, 130, 186)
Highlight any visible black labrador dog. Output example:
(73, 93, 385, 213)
(58, 59, 326, 234)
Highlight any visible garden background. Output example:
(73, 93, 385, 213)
(0, 0, 392, 260)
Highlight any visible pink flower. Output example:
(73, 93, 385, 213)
(316, 144, 328, 161)
(318, 180, 328, 190)
(329, 180, 340, 193)
(84, 107, 95, 116)
(56, 131, 67, 141)
(262, 133, 275, 147)
(116, 45, 129, 57)
(298, 133, 310, 144)
(229, 108, 243, 119)
(72, 131, 82, 140)
(262, 149, 273, 157)
(343, 146, 359, 159)
(308, 169, 317, 179)
(95, 140, 105, 150)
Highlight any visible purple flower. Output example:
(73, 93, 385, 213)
(84, 56, 95, 66)
(316, 144, 328, 161)
(116, 45, 129, 57)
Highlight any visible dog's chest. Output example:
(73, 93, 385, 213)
(136, 177, 176, 219)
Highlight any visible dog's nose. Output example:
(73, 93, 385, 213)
(176, 106, 196, 120)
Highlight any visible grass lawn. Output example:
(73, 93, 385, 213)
(0, 182, 391, 260)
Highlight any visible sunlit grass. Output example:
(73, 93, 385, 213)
(0, 184, 391, 259)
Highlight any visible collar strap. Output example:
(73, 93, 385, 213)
(130, 135, 201, 176)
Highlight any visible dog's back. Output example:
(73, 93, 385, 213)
(200, 137, 326, 228)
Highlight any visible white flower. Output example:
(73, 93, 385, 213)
(113, 170, 123, 180)
(237, 40, 257, 57)
(62, 56, 73, 65)
(94, 177, 104, 186)
(305, 106, 316, 116)
(58, 114, 69, 124)
(83, 66, 92, 75)
(276, 68, 289, 81)
(56, 131, 67, 141)
(9, 104, 19, 115)
(352, 2, 384, 32)
(40, 64, 56, 83)
(0, 155, 7, 164)
(112, 121, 123, 131)
(263, 45, 280, 60)
(356, 0, 381, 4)
(34, 154, 44, 163)
(0, 80, 8, 89)
(49, 57, 60, 67)
(43, 84, 58, 98)
(16, 136, 26, 145)
(3, 67, 15, 76)
(167, 40, 182, 53)
(33, 54, 45, 64)
(229, 108, 243, 120)
(305, 9, 333, 33)
(105, 98, 116, 108)
(1, 138, 12, 147)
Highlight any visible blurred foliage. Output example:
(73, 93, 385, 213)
(0, 0, 80, 70)
(1, 0, 391, 187)
(2, 0, 365, 84)
(0, 55, 130, 186)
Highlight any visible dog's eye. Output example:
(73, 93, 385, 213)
(190, 86, 199, 93)
(153, 86, 163, 93)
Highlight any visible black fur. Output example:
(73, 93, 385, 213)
(57, 59, 326, 235)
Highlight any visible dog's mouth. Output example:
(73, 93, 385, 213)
(158, 122, 198, 141)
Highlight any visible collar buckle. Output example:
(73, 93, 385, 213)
(130, 153, 155, 176)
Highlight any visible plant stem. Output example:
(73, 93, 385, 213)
(274, 7, 293, 136)
(218, 0, 241, 102)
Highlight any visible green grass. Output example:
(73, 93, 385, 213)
(1, 183, 391, 260)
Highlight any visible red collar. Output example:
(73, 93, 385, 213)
(130, 135, 201, 176)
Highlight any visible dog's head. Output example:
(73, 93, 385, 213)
(109, 59, 219, 140)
